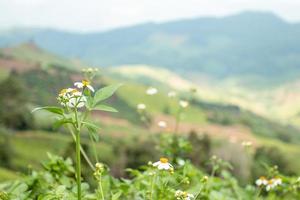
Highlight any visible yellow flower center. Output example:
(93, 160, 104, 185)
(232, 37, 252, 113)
(160, 157, 168, 163)
(59, 88, 67, 96)
(82, 80, 90, 86)
(71, 89, 79, 94)
(259, 176, 266, 180)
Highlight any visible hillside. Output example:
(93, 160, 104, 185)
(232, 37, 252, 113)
(1, 44, 300, 144)
(1, 12, 300, 88)
(1, 44, 300, 185)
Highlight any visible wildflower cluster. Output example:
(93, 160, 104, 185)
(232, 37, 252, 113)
(256, 176, 282, 191)
(175, 190, 194, 200)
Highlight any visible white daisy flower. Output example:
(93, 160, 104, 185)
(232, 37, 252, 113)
(273, 177, 282, 186)
(256, 176, 268, 186)
(58, 88, 87, 108)
(67, 96, 87, 108)
(137, 103, 146, 110)
(167, 91, 176, 98)
(175, 190, 194, 200)
(67, 89, 87, 108)
(74, 80, 95, 92)
(157, 121, 167, 128)
(179, 100, 189, 108)
(266, 179, 276, 191)
(153, 157, 173, 170)
(146, 87, 158, 95)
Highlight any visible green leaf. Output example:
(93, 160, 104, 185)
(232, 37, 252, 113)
(112, 191, 122, 200)
(92, 104, 118, 113)
(31, 106, 64, 115)
(93, 83, 122, 106)
(82, 121, 100, 142)
(53, 118, 73, 129)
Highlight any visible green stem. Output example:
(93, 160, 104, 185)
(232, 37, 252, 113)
(88, 132, 99, 163)
(74, 108, 82, 200)
(98, 175, 105, 200)
(66, 124, 95, 170)
(76, 129, 81, 200)
(255, 187, 262, 200)
(149, 173, 156, 200)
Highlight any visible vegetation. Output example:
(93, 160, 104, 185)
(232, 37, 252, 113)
(0, 69, 299, 199)
(0, 39, 300, 199)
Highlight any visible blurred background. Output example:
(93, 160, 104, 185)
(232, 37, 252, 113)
(1, 0, 300, 184)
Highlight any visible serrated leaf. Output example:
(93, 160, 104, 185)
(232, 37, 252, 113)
(92, 104, 118, 112)
(31, 106, 64, 115)
(93, 84, 122, 106)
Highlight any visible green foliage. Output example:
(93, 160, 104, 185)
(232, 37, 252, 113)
(0, 73, 33, 130)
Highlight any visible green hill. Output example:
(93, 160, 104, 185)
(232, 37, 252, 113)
(1, 44, 300, 183)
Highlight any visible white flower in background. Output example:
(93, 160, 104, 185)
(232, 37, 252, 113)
(137, 103, 146, 110)
(157, 120, 167, 128)
(74, 80, 95, 92)
(256, 176, 268, 186)
(177, 159, 185, 166)
(153, 157, 173, 170)
(82, 67, 99, 73)
(146, 87, 158, 95)
(179, 100, 189, 108)
(175, 190, 194, 200)
(168, 91, 176, 98)
(242, 141, 253, 147)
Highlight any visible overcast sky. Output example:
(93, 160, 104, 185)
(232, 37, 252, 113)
(1, 0, 300, 32)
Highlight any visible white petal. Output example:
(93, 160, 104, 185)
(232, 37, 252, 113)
(256, 180, 262, 186)
(74, 82, 84, 88)
(153, 161, 160, 167)
(159, 163, 170, 170)
(87, 85, 95, 92)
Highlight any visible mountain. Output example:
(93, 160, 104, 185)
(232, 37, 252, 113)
(1, 12, 300, 88)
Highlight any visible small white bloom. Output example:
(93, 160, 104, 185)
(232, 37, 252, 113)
(153, 157, 173, 170)
(74, 80, 95, 92)
(175, 190, 194, 200)
(137, 103, 146, 110)
(179, 100, 189, 108)
(157, 120, 167, 128)
(168, 91, 176, 98)
(177, 159, 185, 166)
(58, 88, 87, 108)
(146, 87, 158, 95)
(67, 94, 87, 108)
(273, 177, 282, 186)
(256, 176, 268, 186)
